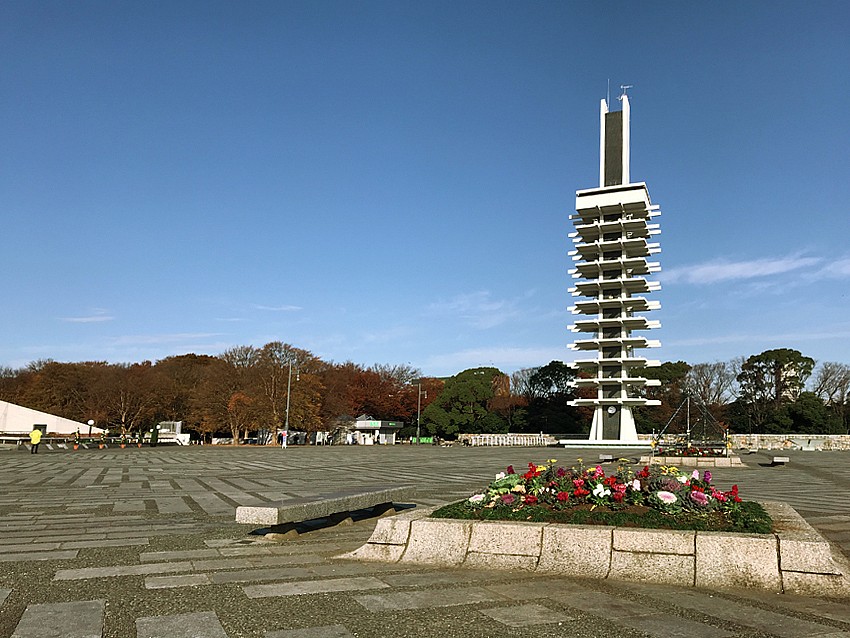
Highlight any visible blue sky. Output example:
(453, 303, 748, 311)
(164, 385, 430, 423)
(2, 2, 849, 377)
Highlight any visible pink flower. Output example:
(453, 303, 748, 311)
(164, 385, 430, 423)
(690, 491, 709, 507)
(500, 493, 515, 505)
(656, 491, 677, 505)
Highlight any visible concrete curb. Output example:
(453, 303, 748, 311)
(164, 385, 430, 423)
(339, 500, 850, 596)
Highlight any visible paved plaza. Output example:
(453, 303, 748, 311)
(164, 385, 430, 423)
(1, 444, 849, 638)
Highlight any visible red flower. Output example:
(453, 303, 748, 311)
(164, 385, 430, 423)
(612, 491, 624, 503)
(556, 491, 570, 502)
(506, 465, 515, 475)
(524, 494, 538, 505)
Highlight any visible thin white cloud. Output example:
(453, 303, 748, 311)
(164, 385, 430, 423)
(60, 309, 114, 323)
(663, 256, 821, 285)
(361, 325, 414, 344)
(812, 257, 850, 279)
(669, 328, 850, 348)
(426, 291, 520, 329)
(251, 304, 303, 312)
(105, 333, 224, 347)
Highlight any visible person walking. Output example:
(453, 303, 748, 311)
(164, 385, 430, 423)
(29, 428, 42, 454)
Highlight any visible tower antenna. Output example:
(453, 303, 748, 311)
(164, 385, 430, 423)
(619, 84, 633, 101)
(607, 78, 610, 107)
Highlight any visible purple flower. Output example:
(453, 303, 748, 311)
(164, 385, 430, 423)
(703, 471, 712, 483)
(690, 491, 709, 507)
(500, 493, 515, 505)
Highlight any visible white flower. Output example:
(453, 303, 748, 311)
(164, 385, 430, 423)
(692, 470, 700, 480)
(495, 472, 506, 481)
(656, 491, 678, 505)
(631, 479, 641, 491)
(677, 475, 688, 484)
(592, 483, 611, 498)
(468, 494, 485, 505)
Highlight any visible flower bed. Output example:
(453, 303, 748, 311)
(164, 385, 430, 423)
(432, 460, 769, 533)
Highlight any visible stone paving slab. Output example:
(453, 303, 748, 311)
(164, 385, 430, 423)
(353, 585, 503, 611)
(54, 561, 194, 580)
(478, 603, 573, 627)
(136, 611, 228, 638)
(11, 599, 104, 638)
(145, 573, 212, 589)
(244, 576, 390, 598)
(0, 549, 78, 563)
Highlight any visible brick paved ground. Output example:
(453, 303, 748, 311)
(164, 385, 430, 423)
(0, 445, 849, 637)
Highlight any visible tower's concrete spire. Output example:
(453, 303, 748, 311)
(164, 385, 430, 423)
(599, 93, 630, 187)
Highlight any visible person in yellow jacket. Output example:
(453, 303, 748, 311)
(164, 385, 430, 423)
(29, 428, 42, 454)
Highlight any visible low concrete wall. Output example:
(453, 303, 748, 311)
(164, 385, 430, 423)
(730, 434, 850, 451)
(639, 455, 747, 468)
(637, 434, 850, 451)
(341, 501, 850, 597)
(458, 433, 559, 447)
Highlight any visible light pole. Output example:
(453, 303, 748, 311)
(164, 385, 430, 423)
(283, 361, 300, 448)
(415, 382, 427, 444)
(87, 419, 94, 438)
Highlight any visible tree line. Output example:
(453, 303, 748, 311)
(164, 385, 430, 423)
(418, 349, 849, 438)
(0, 342, 444, 442)
(1, 345, 848, 441)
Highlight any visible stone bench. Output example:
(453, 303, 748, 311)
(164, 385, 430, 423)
(598, 454, 614, 463)
(772, 456, 790, 466)
(235, 486, 416, 528)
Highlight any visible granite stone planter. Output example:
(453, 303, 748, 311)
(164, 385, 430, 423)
(638, 454, 746, 468)
(341, 501, 850, 596)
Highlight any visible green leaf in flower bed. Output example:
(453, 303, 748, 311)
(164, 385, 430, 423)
(431, 500, 772, 534)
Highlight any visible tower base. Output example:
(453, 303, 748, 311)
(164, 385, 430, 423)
(587, 405, 639, 444)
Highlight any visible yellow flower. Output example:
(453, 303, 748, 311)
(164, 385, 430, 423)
(547, 459, 558, 464)
(536, 465, 548, 472)
(511, 484, 526, 494)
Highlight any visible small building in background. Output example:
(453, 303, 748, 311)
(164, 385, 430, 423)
(0, 400, 103, 437)
(351, 416, 403, 445)
(156, 421, 191, 445)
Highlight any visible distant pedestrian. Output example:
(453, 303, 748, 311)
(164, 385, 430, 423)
(29, 428, 42, 454)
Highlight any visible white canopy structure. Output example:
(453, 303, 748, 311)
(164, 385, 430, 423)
(0, 400, 103, 436)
